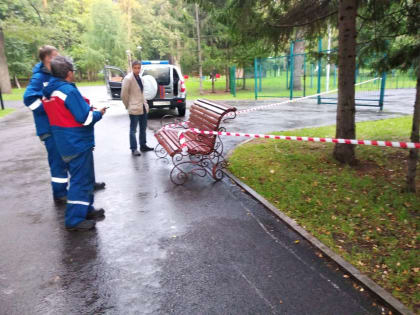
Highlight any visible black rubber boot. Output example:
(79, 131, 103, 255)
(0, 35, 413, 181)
(94, 182, 106, 191)
(86, 208, 105, 220)
(66, 220, 96, 231)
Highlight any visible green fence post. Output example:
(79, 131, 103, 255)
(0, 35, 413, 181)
(355, 64, 359, 83)
(254, 58, 258, 100)
(317, 38, 322, 104)
(303, 53, 306, 97)
(289, 41, 294, 100)
(310, 64, 313, 89)
(286, 57, 289, 89)
(259, 59, 262, 92)
(379, 72, 386, 111)
(229, 66, 236, 97)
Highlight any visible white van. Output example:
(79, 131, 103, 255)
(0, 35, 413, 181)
(104, 60, 187, 116)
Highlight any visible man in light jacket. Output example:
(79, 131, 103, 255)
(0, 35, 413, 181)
(121, 60, 153, 156)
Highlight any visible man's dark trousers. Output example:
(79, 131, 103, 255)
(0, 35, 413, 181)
(65, 149, 95, 228)
(129, 110, 147, 151)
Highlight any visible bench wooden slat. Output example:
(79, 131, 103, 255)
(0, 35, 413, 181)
(189, 105, 220, 124)
(165, 129, 183, 148)
(197, 98, 235, 112)
(165, 129, 212, 155)
(194, 100, 226, 115)
(184, 131, 215, 149)
(161, 131, 180, 151)
(188, 116, 218, 131)
(156, 135, 175, 156)
(156, 131, 180, 156)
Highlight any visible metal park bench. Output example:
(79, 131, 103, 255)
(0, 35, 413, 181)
(154, 99, 236, 185)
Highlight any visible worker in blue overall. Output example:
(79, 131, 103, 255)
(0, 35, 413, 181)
(23, 46, 69, 202)
(43, 56, 106, 231)
(23, 46, 106, 203)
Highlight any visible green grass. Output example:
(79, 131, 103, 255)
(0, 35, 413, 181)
(186, 77, 256, 100)
(228, 116, 419, 311)
(76, 80, 105, 87)
(3, 73, 415, 103)
(2, 88, 25, 101)
(185, 73, 416, 101)
(1, 80, 105, 102)
(0, 108, 15, 118)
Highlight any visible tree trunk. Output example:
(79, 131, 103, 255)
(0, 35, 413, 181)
(174, 37, 181, 68)
(211, 72, 215, 93)
(333, 0, 358, 165)
(195, 4, 203, 95)
(14, 75, 21, 89)
(0, 27, 12, 94)
(405, 65, 420, 192)
(225, 66, 229, 92)
(293, 30, 305, 90)
(242, 69, 246, 90)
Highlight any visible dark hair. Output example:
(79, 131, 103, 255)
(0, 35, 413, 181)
(132, 60, 141, 67)
(38, 45, 57, 61)
(51, 56, 74, 79)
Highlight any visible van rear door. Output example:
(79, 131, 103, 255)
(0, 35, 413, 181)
(104, 66, 126, 99)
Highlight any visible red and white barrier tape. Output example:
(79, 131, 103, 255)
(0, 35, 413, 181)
(230, 77, 381, 116)
(178, 131, 188, 152)
(163, 121, 189, 129)
(171, 127, 420, 149)
(162, 77, 381, 127)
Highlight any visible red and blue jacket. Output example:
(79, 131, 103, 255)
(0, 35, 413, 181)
(42, 77, 102, 157)
(23, 62, 52, 137)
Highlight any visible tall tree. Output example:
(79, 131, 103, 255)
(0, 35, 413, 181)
(333, 0, 358, 164)
(408, 66, 420, 192)
(0, 27, 12, 93)
(359, 1, 420, 192)
(292, 29, 305, 91)
(195, 3, 203, 94)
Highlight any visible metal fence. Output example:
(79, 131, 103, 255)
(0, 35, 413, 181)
(229, 41, 417, 110)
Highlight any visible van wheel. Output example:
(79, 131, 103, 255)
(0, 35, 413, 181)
(177, 104, 186, 117)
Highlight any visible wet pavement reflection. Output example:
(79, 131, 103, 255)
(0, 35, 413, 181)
(0, 85, 414, 314)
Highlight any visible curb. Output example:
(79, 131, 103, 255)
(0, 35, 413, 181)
(224, 142, 414, 315)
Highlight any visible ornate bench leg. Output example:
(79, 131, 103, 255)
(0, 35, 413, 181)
(212, 164, 224, 181)
(155, 143, 168, 159)
(170, 153, 214, 185)
(170, 153, 188, 185)
(211, 152, 228, 181)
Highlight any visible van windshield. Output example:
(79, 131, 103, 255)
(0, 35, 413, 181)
(142, 66, 170, 85)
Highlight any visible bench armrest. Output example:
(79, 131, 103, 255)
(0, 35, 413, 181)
(160, 115, 189, 129)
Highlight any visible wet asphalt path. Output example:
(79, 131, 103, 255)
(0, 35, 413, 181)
(0, 86, 415, 314)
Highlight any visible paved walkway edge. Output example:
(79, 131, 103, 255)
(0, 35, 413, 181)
(224, 148, 413, 315)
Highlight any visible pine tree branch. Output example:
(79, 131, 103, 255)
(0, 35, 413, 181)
(356, 33, 412, 46)
(267, 10, 337, 28)
(28, 1, 44, 24)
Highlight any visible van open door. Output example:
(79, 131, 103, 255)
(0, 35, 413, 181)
(104, 66, 126, 99)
